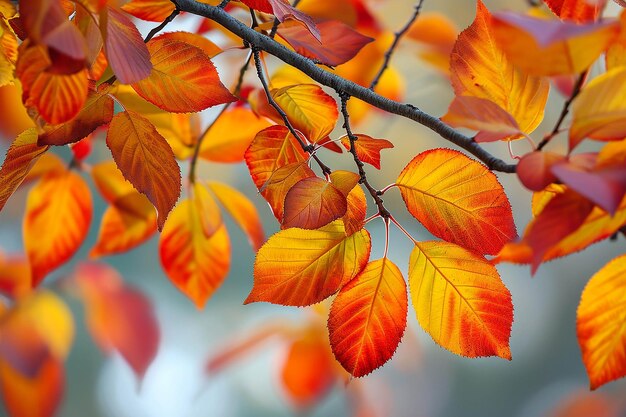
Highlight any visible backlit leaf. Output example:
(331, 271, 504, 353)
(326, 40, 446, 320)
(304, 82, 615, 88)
(74, 263, 159, 379)
(577, 254, 626, 389)
(106, 110, 181, 230)
(328, 258, 407, 377)
(121, 0, 176, 21)
(0, 129, 48, 212)
(132, 36, 235, 113)
(396, 149, 516, 255)
(491, 11, 619, 76)
(207, 181, 265, 251)
(246, 221, 371, 306)
(450, 0, 549, 136)
(24, 171, 92, 285)
(272, 84, 338, 143)
(570, 68, 626, 149)
(409, 241, 513, 359)
(517, 151, 566, 191)
(101, 6, 152, 84)
(339, 134, 393, 170)
(545, 0, 605, 23)
(200, 107, 271, 163)
(155, 31, 223, 58)
(282, 177, 347, 230)
(159, 198, 231, 308)
(342, 185, 367, 236)
(260, 162, 316, 222)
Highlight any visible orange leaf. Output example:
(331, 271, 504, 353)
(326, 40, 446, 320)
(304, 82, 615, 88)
(450, 0, 549, 136)
(0, 129, 48, 212)
(396, 149, 516, 255)
(121, 0, 176, 21)
(544, 0, 605, 23)
(91, 160, 138, 204)
(577, 254, 626, 389)
(90, 193, 157, 258)
(132, 36, 235, 112)
(277, 19, 373, 66)
(159, 198, 231, 308)
(491, 11, 619, 76)
(260, 162, 316, 222)
(570, 68, 626, 149)
(200, 107, 272, 163)
(245, 125, 308, 191)
(0, 253, 31, 299)
(101, 6, 152, 84)
(517, 151, 566, 191)
(246, 221, 371, 306)
(271, 84, 338, 143)
(38, 90, 113, 146)
(24, 171, 92, 285)
(106, 110, 181, 230)
(74, 263, 159, 379)
(409, 241, 513, 359)
(16, 44, 89, 124)
(329, 170, 360, 196)
(154, 31, 223, 58)
(342, 185, 367, 236)
(282, 177, 347, 230)
(328, 258, 407, 377)
(0, 356, 64, 417)
(340, 134, 393, 170)
(441, 96, 522, 143)
(207, 181, 265, 251)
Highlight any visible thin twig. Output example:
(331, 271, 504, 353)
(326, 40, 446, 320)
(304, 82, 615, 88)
(537, 70, 588, 151)
(173, 0, 516, 173)
(252, 49, 332, 175)
(369, 0, 425, 90)
(340, 93, 391, 219)
(144, 6, 180, 43)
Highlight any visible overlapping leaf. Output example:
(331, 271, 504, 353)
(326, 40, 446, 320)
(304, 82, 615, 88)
(159, 194, 231, 309)
(396, 149, 516, 255)
(132, 36, 235, 113)
(328, 258, 407, 377)
(246, 221, 371, 306)
(544, 0, 604, 23)
(577, 254, 626, 389)
(450, 0, 549, 137)
(409, 241, 513, 359)
(282, 177, 347, 230)
(106, 110, 181, 230)
(24, 171, 92, 285)
(340, 134, 393, 170)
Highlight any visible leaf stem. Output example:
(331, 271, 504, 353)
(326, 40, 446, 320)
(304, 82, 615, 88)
(369, 0, 425, 90)
(389, 215, 418, 244)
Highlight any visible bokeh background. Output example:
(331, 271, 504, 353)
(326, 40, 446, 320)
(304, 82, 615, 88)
(2, 0, 626, 416)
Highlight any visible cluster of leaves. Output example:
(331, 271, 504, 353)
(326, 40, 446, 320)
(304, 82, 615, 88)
(1, 0, 626, 415)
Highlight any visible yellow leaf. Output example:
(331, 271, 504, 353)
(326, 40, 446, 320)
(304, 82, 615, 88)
(246, 221, 371, 306)
(577, 254, 626, 389)
(409, 241, 513, 359)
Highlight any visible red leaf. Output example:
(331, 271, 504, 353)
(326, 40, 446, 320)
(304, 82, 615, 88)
(340, 134, 393, 170)
(282, 177, 347, 230)
(517, 151, 566, 191)
(544, 0, 606, 23)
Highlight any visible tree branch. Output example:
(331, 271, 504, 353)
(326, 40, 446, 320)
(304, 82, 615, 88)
(174, 0, 516, 173)
(369, 0, 425, 90)
(144, 5, 180, 43)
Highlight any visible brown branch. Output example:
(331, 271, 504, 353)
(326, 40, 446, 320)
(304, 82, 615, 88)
(340, 94, 391, 219)
(173, 0, 516, 173)
(252, 49, 332, 175)
(537, 70, 587, 151)
(144, 6, 180, 43)
(369, 0, 425, 90)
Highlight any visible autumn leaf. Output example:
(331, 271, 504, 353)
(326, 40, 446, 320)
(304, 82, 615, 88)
(259, 162, 316, 222)
(106, 110, 181, 230)
(491, 11, 619, 76)
(159, 197, 231, 308)
(24, 171, 92, 285)
(200, 107, 271, 163)
(450, 0, 549, 137)
(132, 36, 236, 113)
(121, 0, 177, 22)
(154, 31, 223, 59)
(246, 221, 371, 306)
(342, 185, 367, 236)
(277, 20, 373, 66)
(271, 84, 338, 143)
(339, 134, 393, 170)
(241, 0, 321, 41)
(396, 149, 516, 255)
(207, 181, 265, 251)
(0, 129, 48, 212)
(73, 263, 159, 380)
(517, 151, 566, 191)
(577, 254, 626, 389)
(409, 241, 513, 359)
(328, 258, 407, 377)
(441, 96, 522, 143)
(101, 6, 152, 84)
(0, 252, 32, 299)
(544, 0, 605, 23)
(38, 90, 114, 146)
(282, 177, 348, 230)
(570, 68, 626, 149)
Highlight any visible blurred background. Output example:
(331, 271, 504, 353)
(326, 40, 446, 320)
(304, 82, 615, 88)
(2, 0, 626, 416)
